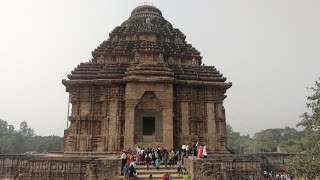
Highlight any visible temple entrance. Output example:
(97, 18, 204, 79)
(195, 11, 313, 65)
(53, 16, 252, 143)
(143, 117, 155, 142)
(134, 91, 163, 143)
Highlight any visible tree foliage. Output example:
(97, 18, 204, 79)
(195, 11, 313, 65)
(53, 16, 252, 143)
(19, 121, 35, 137)
(0, 119, 62, 154)
(292, 78, 320, 177)
(227, 125, 306, 154)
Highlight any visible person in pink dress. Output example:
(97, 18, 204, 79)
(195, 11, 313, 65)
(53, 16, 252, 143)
(136, 152, 141, 165)
(197, 145, 203, 158)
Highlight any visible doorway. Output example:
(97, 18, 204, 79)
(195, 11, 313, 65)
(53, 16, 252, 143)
(143, 117, 155, 141)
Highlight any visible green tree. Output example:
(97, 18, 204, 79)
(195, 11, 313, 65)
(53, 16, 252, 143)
(19, 121, 35, 137)
(292, 77, 320, 177)
(0, 119, 62, 154)
(227, 124, 254, 153)
(0, 118, 9, 135)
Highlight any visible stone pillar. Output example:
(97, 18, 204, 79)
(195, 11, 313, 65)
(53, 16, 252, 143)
(206, 102, 216, 153)
(216, 102, 228, 152)
(124, 101, 135, 150)
(108, 101, 118, 152)
(163, 107, 173, 149)
(181, 102, 189, 146)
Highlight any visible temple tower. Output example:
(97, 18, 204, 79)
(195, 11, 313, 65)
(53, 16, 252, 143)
(62, 4, 231, 155)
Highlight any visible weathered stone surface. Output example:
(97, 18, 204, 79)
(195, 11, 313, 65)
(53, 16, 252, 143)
(0, 154, 120, 180)
(62, 4, 231, 155)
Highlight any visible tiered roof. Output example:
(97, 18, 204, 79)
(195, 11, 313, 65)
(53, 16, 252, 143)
(63, 4, 231, 89)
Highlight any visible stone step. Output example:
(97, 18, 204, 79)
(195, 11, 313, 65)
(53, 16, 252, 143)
(135, 165, 179, 170)
(135, 169, 178, 175)
(118, 165, 186, 180)
(118, 173, 185, 180)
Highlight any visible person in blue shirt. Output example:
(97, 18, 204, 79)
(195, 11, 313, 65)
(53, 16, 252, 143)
(122, 164, 129, 177)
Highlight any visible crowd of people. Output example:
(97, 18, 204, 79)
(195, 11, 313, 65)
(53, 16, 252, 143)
(263, 170, 296, 180)
(120, 141, 206, 179)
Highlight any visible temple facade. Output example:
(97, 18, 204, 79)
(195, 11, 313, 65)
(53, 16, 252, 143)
(62, 4, 231, 155)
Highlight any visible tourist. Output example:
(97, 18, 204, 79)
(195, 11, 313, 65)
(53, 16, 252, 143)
(177, 159, 182, 176)
(162, 149, 169, 168)
(17, 171, 23, 180)
(168, 172, 173, 180)
(168, 150, 174, 167)
(162, 172, 169, 180)
(197, 145, 203, 158)
(128, 164, 136, 178)
(136, 145, 140, 152)
(136, 151, 141, 165)
(185, 144, 189, 157)
(145, 154, 151, 171)
(121, 151, 127, 175)
(183, 171, 189, 180)
(182, 144, 186, 153)
(155, 158, 161, 170)
(193, 141, 199, 156)
(148, 151, 153, 165)
(152, 151, 156, 166)
(126, 152, 133, 166)
(181, 149, 186, 165)
(122, 164, 129, 178)
(148, 174, 153, 180)
(202, 144, 207, 158)
(141, 148, 145, 162)
(156, 148, 162, 161)
(129, 158, 135, 168)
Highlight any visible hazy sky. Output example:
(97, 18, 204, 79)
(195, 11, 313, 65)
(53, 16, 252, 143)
(0, 0, 319, 136)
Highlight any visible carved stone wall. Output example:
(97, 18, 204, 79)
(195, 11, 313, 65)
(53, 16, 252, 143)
(0, 155, 120, 180)
(0, 153, 298, 179)
(184, 155, 261, 180)
(173, 85, 229, 153)
(124, 82, 173, 150)
(63, 84, 125, 154)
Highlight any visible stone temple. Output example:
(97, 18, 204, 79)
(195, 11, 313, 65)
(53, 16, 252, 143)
(62, 4, 232, 155)
(0, 5, 293, 180)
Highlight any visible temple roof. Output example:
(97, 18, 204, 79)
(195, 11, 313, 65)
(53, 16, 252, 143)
(91, 4, 198, 60)
(63, 5, 232, 89)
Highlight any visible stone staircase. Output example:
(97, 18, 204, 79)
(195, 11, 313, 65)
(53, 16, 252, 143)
(118, 163, 185, 180)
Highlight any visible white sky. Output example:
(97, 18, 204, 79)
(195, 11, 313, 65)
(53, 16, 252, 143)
(0, 0, 319, 136)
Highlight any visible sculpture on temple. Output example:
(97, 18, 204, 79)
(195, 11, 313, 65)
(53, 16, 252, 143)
(134, 52, 141, 63)
(157, 53, 164, 63)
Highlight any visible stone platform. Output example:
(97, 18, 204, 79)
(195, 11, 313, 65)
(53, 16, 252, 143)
(0, 153, 293, 179)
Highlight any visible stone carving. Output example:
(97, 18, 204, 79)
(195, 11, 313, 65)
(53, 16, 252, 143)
(192, 57, 197, 65)
(146, 17, 151, 24)
(95, 121, 101, 135)
(0, 156, 121, 179)
(134, 52, 141, 63)
(157, 53, 164, 63)
(112, 35, 119, 42)
(132, 35, 137, 41)
(168, 57, 174, 65)
(97, 55, 104, 64)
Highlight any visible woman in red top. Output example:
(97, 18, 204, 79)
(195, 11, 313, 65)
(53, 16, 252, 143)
(162, 172, 169, 180)
(126, 152, 133, 166)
